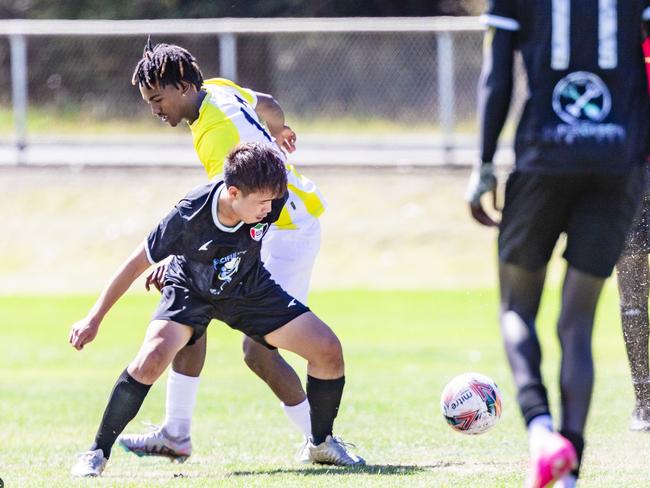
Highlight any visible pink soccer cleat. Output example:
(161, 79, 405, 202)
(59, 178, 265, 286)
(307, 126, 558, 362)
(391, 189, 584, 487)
(525, 432, 578, 488)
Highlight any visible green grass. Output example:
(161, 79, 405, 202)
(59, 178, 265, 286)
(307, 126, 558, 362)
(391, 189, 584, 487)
(0, 288, 646, 487)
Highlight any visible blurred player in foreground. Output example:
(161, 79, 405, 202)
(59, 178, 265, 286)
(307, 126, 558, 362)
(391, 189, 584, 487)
(615, 35, 650, 433)
(69, 143, 364, 477)
(119, 40, 326, 463)
(467, 1, 650, 486)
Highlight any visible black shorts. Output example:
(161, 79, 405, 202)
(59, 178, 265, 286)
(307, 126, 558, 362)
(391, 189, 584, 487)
(621, 164, 650, 257)
(151, 276, 310, 348)
(499, 166, 644, 278)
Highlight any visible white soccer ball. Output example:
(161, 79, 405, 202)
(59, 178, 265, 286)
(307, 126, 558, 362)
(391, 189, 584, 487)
(440, 372, 503, 435)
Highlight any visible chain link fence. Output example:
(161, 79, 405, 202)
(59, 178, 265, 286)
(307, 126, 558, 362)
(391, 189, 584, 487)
(0, 18, 527, 165)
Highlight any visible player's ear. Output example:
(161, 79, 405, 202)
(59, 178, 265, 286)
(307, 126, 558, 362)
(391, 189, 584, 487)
(227, 186, 240, 199)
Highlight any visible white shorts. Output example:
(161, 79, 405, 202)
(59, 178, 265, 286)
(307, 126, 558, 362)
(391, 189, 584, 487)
(261, 218, 321, 305)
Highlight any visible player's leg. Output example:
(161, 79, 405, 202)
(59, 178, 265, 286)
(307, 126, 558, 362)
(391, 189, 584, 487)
(71, 319, 193, 477)
(616, 251, 650, 430)
(118, 335, 205, 460)
(241, 220, 321, 439)
(554, 266, 604, 484)
(117, 284, 210, 462)
(264, 311, 364, 466)
(497, 172, 577, 487)
(554, 168, 644, 487)
(242, 337, 310, 429)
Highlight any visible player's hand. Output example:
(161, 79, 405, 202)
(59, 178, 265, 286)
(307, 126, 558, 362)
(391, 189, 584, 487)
(466, 162, 499, 227)
(273, 125, 297, 154)
(145, 264, 167, 293)
(69, 317, 100, 351)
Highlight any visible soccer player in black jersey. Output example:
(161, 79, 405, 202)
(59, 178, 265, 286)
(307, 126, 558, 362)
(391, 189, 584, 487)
(467, 1, 650, 487)
(69, 142, 364, 477)
(615, 36, 650, 433)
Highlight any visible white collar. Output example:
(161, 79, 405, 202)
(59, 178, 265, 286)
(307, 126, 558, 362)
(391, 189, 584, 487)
(212, 185, 244, 233)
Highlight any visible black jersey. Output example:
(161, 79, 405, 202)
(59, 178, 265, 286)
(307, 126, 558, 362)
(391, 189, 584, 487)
(484, 0, 650, 173)
(146, 181, 287, 299)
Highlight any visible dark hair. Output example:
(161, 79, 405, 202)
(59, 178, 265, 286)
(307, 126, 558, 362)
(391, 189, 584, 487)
(131, 37, 204, 91)
(224, 142, 287, 197)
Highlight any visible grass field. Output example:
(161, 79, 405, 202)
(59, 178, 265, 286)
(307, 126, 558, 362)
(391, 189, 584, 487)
(2, 287, 649, 487)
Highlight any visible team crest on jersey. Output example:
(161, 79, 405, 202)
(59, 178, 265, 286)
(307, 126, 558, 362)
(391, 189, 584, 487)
(250, 223, 268, 241)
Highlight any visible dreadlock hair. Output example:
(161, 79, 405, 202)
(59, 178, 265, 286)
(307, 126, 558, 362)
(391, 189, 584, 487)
(131, 37, 204, 91)
(224, 142, 287, 198)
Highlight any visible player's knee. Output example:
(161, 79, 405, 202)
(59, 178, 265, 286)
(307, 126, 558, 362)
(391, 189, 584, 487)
(242, 336, 263, 371)
(316, 334, 344, 371)
(172, 343, 206, 376)
(132, 347, 171, 384)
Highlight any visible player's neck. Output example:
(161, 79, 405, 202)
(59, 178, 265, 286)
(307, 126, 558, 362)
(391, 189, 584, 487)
(216, 188, 241, 228)
(185, 90, 207, 124)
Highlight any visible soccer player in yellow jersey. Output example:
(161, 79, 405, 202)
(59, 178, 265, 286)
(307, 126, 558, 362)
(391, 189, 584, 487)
(118, 40, 328, 463)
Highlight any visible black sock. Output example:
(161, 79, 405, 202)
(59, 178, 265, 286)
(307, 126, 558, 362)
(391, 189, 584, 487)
(307, 375, 345, 445)
(519, 382, 551, 425)
(90, 368, 151, 459)
(559, 429, 585, 478)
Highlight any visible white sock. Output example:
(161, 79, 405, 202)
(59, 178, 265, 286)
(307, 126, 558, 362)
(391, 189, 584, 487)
(162, 370, 201, 439)
(528, 414, 553, 453)
(282, 398, 311, 438)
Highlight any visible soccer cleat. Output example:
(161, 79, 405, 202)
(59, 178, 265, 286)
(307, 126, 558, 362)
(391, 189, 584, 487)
(70, 448, 107, 477)
(296, 437, 311, 464)
(629, 406, 650, 431)
(117, 426, 191, 463)
(308, 435, 366, 466)
(525, 432, 577, 488)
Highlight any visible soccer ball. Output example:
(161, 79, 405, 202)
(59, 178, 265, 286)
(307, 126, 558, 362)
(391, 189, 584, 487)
(440, 372, 502, 435)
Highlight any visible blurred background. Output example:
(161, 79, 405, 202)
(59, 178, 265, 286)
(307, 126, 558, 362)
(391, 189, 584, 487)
(0, 0, 531, 294)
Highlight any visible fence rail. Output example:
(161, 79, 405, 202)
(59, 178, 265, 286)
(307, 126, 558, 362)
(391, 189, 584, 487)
(0, 17, 524, 167)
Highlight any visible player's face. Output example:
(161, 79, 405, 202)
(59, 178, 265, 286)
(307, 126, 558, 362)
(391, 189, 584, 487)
(231, 188, 277, 224)
(139, 82, 187, 127)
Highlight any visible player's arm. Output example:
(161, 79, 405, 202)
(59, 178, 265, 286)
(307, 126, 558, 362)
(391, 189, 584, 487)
(467, 26, 515, 226)
(253, 91, 297, 154)
(69, 243, 151, 350)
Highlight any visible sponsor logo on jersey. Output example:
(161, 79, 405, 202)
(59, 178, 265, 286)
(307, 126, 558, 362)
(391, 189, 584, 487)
(211, 250, 247, 294)
(544, 71, 625, 144)
(250, 223, 268, 241)
(552, 71, 610, 124)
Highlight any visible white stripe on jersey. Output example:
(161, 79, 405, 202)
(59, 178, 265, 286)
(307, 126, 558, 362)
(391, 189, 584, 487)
(480, 14, 520, 31)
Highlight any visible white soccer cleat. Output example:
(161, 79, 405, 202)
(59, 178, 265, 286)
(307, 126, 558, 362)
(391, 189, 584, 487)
(117, 426, 192, 463)
(308, 435, 366, 466)
(296, 437, 311, 464)
(630, 406, 650, 431)
(70, 448, 107, 477)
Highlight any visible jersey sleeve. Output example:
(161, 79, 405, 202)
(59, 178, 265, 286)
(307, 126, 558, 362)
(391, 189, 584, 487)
(145, 206, 185, 264)
(481, 0, 520, 31)
(203, 77, 258, 108)
(195, 125, 240, 179)
(267, 192, 289, 225)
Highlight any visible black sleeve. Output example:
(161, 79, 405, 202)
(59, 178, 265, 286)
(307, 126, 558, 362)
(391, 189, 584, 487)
(145, 206, 185, 264)
(478, 27, 516, 163)
(267, 191, 289, 224)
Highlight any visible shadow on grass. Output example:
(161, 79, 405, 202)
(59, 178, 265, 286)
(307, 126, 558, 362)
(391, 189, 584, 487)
(228, 461, 463, 477)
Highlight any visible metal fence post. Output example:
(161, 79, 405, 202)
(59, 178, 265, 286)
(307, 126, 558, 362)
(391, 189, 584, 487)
(436, 31, 455, 164)
(219, 33, 237, 82)
(10, 33, 28, 164)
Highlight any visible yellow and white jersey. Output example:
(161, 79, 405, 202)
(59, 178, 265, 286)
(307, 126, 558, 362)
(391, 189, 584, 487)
(189, 77, 326, 230)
